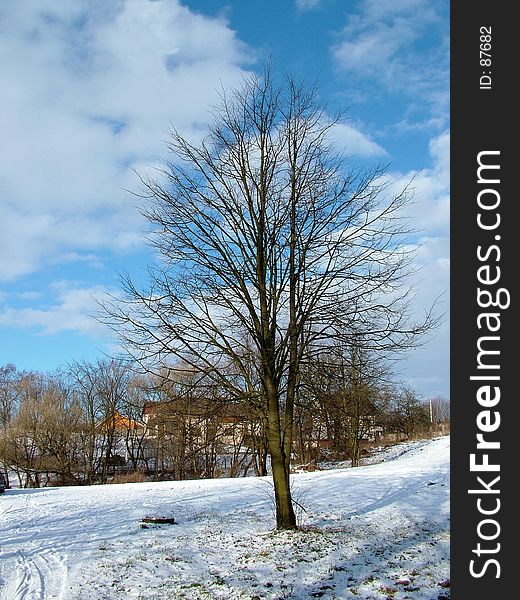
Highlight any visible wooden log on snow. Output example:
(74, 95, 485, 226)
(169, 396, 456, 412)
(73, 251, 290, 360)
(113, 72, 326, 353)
(141, 516, 176, 525)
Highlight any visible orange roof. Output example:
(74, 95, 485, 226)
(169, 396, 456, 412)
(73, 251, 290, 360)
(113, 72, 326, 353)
(97, 412, 144, 431)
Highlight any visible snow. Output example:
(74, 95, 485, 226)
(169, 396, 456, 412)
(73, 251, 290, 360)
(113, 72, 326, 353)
(0, 436, 450, 600)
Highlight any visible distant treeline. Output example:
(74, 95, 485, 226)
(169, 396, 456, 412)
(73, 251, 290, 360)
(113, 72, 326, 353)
(0, 358, 449, 488)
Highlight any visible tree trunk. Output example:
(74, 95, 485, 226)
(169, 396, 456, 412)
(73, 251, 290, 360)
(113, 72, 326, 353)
(270, 442, 297, 529)
(266, 384, 297, 529)
(351, 435, 360, 467)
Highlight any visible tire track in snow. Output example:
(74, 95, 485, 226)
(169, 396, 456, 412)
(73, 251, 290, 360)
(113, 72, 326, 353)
(12, 551, 45, 600)
(2, 549, 67, 600)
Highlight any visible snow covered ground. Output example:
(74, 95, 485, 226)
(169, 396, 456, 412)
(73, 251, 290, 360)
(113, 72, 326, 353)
(0, 436, 450, 600)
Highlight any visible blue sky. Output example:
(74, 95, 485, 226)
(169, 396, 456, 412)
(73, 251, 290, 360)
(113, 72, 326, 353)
(0, 0, 449, 398)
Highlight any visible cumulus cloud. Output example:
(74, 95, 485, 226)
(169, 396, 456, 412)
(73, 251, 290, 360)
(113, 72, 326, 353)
(397, 130, 450, 235)
(0, 0, 396, 283)
(0, 0, 252, 282)
(384, 130, 450, 397)
(329, 121, 387, 158)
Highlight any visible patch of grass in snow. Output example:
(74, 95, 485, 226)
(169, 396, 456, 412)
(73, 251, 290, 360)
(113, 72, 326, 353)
(164, 555, 182, 562)
(380, 584, 398, 595)
(189, 511, 221, 522)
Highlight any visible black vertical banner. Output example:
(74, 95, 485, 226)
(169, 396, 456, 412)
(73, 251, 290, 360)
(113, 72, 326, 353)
(451, 1, 515, 598)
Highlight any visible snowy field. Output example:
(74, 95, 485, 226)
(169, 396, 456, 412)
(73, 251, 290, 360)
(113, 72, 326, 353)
(0, 436, 450, 600)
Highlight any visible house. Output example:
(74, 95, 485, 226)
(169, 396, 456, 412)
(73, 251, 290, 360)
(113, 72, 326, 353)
(94, 412, 147, 470)
(96, 411, 146, 433)
(142, 399, 250, 445)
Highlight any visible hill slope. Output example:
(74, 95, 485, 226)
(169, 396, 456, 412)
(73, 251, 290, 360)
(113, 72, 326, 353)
(0, 436, 450, 600)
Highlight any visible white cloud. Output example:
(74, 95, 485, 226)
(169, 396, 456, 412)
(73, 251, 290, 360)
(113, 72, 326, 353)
(0, 281, 118, 337)
(382, 130, 450, 397)
(353, 129, 449, 397)
(296, 0, 322, 11)
(329, 121, 387, 158)
(18, 291, 43, 301)
(376, 130, 449, 237)
(332, 0, 448, 130)
(334, 23, 416, 74)
(333, 0, 440, 75)
(428, 129, 450, 179)
(0, 202, 144, 281)
(0, 0, 252, 282)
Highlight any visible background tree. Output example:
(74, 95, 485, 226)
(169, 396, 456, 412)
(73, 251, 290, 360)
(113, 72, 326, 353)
(428, 396, 450, 425)
(328, 343, 384, 467)
(101, 68, 436, 529)
(68, 360, 102, 484)
(299, 342, 388, 466)
(0, 364, 22, 486)
(121, 375, 150, 472)
(0, 364, 20, 429)
(1, 371, 46, 487)
(383, 386, 430, 439)
(0, 371, 84, 487)
(68, 358, 137, 483)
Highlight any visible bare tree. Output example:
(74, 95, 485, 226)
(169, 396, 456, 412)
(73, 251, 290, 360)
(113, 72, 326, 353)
(333, 343, 385, 467)
(68, 358, 134, 483)
(0, 364, 22, 486)
(101, 68, 435, 529)
(384, 386, 430, 439)
(2, 371, 46, 487)
(0, 364, 20, 429)
(91, 359, 133, 482)
(299, 342, 388, 467)
(120, 375, 150, 472)
(0, 371, 84, 487)
(428, 396, 450, 425)
(68, 360, 101, 484)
